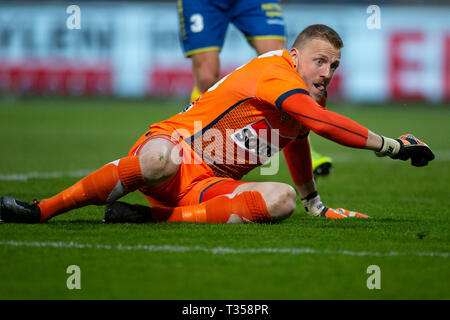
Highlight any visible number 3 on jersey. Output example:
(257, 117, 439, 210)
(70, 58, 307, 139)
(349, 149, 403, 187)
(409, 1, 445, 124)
(190, 14, 204, 33)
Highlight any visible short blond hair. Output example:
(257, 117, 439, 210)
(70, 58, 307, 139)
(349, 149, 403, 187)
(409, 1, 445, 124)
(292, 24, 343, 50)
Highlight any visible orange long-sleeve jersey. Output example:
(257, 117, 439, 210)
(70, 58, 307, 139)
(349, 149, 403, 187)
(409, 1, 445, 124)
(150, 49, 368, 184)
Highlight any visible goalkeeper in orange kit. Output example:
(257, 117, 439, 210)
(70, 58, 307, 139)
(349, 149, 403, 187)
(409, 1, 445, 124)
(0, 24, 434, 224)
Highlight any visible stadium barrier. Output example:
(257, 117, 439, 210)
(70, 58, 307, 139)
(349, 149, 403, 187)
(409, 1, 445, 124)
(0, 3, 449, 102)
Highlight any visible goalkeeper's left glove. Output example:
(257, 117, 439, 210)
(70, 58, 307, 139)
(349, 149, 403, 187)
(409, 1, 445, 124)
(301, 192, 369, 219)
(375, 134, 435, 167)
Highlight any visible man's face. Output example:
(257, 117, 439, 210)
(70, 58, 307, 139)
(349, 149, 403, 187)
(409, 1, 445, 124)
(290, 38, 341, 103)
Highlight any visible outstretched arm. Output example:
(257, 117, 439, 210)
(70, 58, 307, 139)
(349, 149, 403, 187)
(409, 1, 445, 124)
(279, 91, 434, 166)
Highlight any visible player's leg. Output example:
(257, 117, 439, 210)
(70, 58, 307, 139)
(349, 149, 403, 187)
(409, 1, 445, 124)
(0, 138, 181, 223)
(0, 157, 144, 223)
(161, 180, 296, 223)
(228, 181, 297, 222)
(105, 190, 272, 224)
(162, 178, 297, 223)
(249, 38, 285, 56)
(309, 143, 333, 178)
(191, 50, 220, 99)
(105, 178, 296, 224)
(153, 189, 280, 224)
(177, 0, 229, 101)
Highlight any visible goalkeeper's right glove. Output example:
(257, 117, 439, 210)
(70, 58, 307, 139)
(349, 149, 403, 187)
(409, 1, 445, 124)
(301, 192, 369, 219)
(375, 134, 435, 167)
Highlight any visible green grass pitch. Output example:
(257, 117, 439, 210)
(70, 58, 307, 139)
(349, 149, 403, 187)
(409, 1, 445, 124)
(0, 96, 449, 299)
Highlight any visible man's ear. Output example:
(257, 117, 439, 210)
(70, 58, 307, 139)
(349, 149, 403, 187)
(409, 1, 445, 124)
(289, 47, 299, 68)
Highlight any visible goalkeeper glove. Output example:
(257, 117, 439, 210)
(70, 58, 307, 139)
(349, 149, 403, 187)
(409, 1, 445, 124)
(301, 192, 369, 219)
(375, 134, 435, 167)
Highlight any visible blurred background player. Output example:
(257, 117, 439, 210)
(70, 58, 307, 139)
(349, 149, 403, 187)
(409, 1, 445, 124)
(177, 0, 333, 178)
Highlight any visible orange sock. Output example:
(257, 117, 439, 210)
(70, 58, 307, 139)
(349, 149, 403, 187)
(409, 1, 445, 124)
(150, 191, 272, 224)
(38, 156, 145, 222)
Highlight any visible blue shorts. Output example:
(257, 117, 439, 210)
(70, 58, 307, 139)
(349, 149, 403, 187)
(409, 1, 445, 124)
(178, 0, 286, 57)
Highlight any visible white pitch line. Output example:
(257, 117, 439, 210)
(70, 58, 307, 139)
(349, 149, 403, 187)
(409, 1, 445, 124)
(0, 240, 447, 258)
(0, 169, 93, 181)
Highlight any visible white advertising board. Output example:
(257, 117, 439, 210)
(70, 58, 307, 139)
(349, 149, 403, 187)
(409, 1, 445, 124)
(0, 3, 448, 102)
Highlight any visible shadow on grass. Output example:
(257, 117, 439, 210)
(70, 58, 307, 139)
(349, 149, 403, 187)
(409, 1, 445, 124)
(46, 219, 208, 230)
(49, 219, 104, 224)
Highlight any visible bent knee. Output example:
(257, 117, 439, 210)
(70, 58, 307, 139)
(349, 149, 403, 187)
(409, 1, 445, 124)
(139, 148, 180, 183)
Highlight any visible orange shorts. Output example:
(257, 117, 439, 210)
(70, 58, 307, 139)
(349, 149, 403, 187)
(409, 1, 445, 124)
(128, 127, 248, 207)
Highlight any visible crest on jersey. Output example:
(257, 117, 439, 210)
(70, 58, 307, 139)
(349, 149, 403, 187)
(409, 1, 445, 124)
(231, 118, 290, 163)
